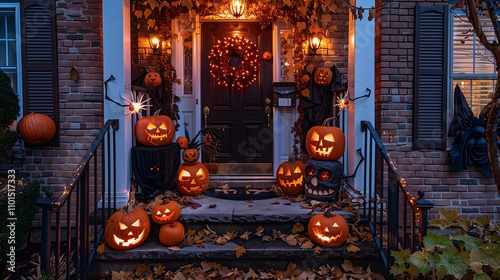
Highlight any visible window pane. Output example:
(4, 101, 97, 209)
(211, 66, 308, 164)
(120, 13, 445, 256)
(453, 79, 494, 116)
(0, 14, 5, 38)
(0, 42, 5, 66)
(6, 12, 14, 39)
(452, 13, 496, 74)
(7, 40, 15, 66)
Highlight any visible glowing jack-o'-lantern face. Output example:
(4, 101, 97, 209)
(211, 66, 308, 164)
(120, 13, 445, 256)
(144, 71, 162, 88)
(314, 67, 333, 86)
(308, 210, 349, 247)
(304, 159, 343, 201)
(151, 200, 181, 224)
(104, 207, 150, 250)
(135, 115, 175, 147)
(306, 126, 345, 161)
(177, 162, 210, 196)
(262, 51, 272, 61)
(276, 156, 305, 195)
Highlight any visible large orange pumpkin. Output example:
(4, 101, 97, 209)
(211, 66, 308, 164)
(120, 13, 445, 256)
(104, 206, 151, 250)
(276, 153, 304, 195)
(151, 199, 181, 224)
(305, 118, 345, 161)
(144, 71, 162, 88)
(17, 112, 56, 145)
(159, 221, 185, 246)
(135, 113, 175, 147)
(308, 210, 349, 247)
(177, 161, 209, 196)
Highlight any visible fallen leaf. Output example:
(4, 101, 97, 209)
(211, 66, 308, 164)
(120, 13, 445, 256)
(154, 264, 166, 275)
(284, 234, 298, 246)
(235, 246, 246, 258)
(314, 246, 322, 254)
(271, 201, 280, 205)
(342, 259, 354, 272)
(254, 226, 265, 236)
(168, 246, 181, 251)
(300, 240, 315, 249)
(248, 204, 253, 207)
(347, 244, 360, 253)
(239, 231, 251, 240)
(223, 231, 237, 240)
(261, 235, 272, 242)
(209, 204, 217, 208)
(96, 243, 106, 254)
(246, 267, 259, 278)
(292, 222, 305, 234)
(214, 236, 228, 245)
(135, 263, 148, 277)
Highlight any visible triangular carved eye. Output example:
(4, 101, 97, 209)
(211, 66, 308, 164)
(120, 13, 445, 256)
(332, 222, 339, 228)
(159, 122, 167, 130)
(310, 131, 320, 141)
(131, 219, 141, 227)
(294, 166, 301, 173)
(315, 221, 321, 226)
(156, 211, 162, 215)
(196, 168, 206, 179)
(179, 170, 191, 181)
(164, 209, 171, 213)
(323, 133, 334, 142)
(119, 222, 128, 230)
(277, 167, 284, 175)
(147, 122, 157, 130)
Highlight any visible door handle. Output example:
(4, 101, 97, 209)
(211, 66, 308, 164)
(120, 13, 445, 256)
(265, 105, 272, 127)
(203, 106, 210, 127)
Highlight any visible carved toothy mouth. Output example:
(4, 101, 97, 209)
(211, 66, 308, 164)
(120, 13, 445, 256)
(113, 228, 146, 247)
(184, 184, 205, 193)
(145, 131, 169, 145)
(279, 175, 303, 188)
(310, 145, 333, 157)
(305, 185, 336, 196)
(312, 229, 342, 243)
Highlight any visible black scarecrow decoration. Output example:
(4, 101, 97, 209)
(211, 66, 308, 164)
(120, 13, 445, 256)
(131, 67, 174, 119)
(448, 85, 499, 177)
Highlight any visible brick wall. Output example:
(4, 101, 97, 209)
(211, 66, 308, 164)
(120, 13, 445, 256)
(22, 0, 103, 231)
(375, 0, 500, 223)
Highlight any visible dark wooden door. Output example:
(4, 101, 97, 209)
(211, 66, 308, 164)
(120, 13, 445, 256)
(201, 22, 273, 165)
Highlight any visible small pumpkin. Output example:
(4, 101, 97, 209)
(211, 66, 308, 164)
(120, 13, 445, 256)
(276, 153, 304, 195)
(104, 191, 151, 250)
(305, 117, 345, 161)
(176, 136, 189, 149)
(314, 67, 333, 86)
(135, 112, 175, 147)
(159, 221, 185, 246)
(262, 50, 272, 61)
(144, 71, 162, 88)
(308, 210, 349, 247)
(177, 161, 209, 196)
(17, 112, 56, 145)
(151, 199, 181, 224)
(182, 148, 200, 164)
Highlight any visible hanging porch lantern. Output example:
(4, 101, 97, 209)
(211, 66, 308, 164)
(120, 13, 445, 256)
(229, 0, 246, 18)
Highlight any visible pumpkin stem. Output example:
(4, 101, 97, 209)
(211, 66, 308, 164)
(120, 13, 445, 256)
(153, 109, 162, 116)
(162, 199, 170, 205)
(287, 151, 296, 163)
(324, 209, 333, 218)
(321, 117, 337, 126)
(125, 189, 136, 213)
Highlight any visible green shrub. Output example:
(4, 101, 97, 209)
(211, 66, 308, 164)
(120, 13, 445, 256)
(0, 69, 20, 164)
(0, 179, 40, 265)
(390, 208, 500, 280)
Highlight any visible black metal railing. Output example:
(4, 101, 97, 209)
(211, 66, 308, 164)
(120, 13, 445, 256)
(36, 119, 119, 279)
(360, 120, 433, 270)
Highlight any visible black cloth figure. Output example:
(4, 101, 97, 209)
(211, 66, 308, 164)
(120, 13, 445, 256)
(448, 85, 491, 177)
(131, 67, 171, 118)
(301, 65, 343, 150)
(131, 143, 180, 201)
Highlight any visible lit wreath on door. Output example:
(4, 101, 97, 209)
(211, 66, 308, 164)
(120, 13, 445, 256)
(208, 36, 260, 90)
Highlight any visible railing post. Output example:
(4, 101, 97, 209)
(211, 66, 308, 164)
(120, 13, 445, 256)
(387, 172, 399, 250)
(36, 190, 54, 275)
(417, 190, 433, 247)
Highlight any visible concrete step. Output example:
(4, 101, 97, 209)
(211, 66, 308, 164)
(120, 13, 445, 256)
(90, 196, 385, 278)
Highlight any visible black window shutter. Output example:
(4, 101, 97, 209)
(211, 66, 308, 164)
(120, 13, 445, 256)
(413, 5, 448, 150)
(21, 0, 59, 145)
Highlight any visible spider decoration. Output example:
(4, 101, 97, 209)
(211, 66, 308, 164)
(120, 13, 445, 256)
(121, 93, 152, 118)
(334, 92, 350, 111)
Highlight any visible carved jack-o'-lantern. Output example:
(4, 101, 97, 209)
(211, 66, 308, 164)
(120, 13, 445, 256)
(314, 67, 333, 86)
(308, 210, 349, 247)
(262, 51, 272, 61)
(182, 148, 200, 164)
(304, 159, 343, 201)
(135, 114, 175, 147)
(177, 162, 209, 196)
(159, 221, 185, 246)
(104, 203, 151, 250)
(151, 199, 181, 224)
(306, 120, 345, 161)
(276, 154, 304, 195)
(144, 71, 162, 88)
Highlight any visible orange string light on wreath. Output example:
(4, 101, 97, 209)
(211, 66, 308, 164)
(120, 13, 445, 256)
(208, 36, 260, 91)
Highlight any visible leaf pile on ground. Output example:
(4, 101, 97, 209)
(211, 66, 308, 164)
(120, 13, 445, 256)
(99, 260, 385, 280)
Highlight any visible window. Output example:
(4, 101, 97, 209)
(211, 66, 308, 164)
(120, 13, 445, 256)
(0, 4, 20, 103)
(451, 10, 496, 116)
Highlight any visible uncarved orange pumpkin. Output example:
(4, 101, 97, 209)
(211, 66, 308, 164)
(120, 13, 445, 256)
(135, 114, 175, 147)
(159, 221, 185, 246)
(308, 210, 348, 247)
(151, 199, 181, 225)
(17, 112, 56, 145)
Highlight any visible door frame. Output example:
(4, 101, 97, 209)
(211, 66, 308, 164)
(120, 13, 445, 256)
(173, 18, 296, 179)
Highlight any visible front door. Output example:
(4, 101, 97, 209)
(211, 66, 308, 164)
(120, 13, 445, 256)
(201, 22, 273, 176)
